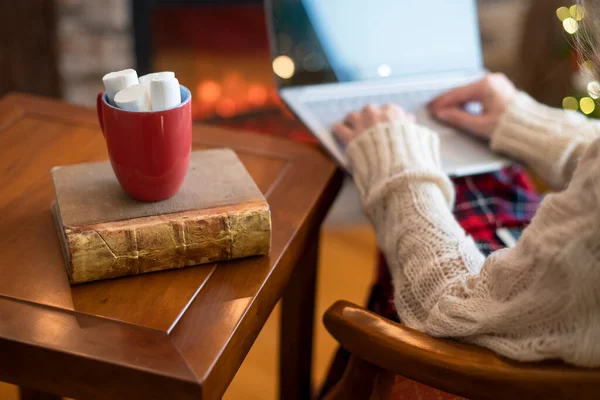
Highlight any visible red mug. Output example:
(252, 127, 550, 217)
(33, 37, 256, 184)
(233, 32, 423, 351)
(96, 85, 192, 202)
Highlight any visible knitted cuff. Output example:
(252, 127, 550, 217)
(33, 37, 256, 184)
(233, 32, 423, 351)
(346, 121, 454, 206)
(491, 92, 590, 188)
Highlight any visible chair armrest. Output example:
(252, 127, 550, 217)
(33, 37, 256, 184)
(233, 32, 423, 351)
(323, 300, 600, 400)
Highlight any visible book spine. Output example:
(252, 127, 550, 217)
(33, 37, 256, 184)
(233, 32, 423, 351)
(63, 202, 271, 284)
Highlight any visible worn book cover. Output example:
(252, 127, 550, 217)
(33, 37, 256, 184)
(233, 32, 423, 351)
(52, 149, 271, 284)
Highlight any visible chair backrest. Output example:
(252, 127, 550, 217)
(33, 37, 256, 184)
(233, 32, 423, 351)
(324, 301, 600, 400)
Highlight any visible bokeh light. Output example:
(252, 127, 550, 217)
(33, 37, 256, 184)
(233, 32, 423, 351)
(215, 98, 236, 117)
(583, 60, 595, 71)
(570, 4, 585, 21)
(588, 81, 600, 99)
(580, 97, 596, 114)
(563, 96, 579, 110)
(197, 80, 221, 103)
(377, 64, 392, 77)
(273, 55, 295, 79)
(563, 17, 579, 34)
(247, 84, 268, 106)
(294, 41, 310, 59)
(557, 6, 571, 21)
(302, 53, 325, 72)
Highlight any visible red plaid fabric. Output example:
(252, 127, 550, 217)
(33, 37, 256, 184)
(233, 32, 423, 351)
(453, 165, 541, 255)
(370, 165, 542, 323)
(320, 166, 543, 399)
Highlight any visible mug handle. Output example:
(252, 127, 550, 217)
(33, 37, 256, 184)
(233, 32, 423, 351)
(96, 92, 106, 137)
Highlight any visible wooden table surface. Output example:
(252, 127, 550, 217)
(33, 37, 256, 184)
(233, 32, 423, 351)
(0, 93, 343, 400)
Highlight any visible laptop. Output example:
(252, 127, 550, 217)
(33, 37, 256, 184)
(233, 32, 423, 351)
(265, 0, 509, 176)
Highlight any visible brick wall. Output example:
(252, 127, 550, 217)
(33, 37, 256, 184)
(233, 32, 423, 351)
(56, 0, 134, 106)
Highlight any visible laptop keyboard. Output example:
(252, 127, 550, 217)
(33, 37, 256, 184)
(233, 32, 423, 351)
(296, 78, 507, 175)
(304, 88, 445, 128)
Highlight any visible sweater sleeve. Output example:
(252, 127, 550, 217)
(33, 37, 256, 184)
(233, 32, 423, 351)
(347, 122, 600, 367)
(491, 92, 600, 189)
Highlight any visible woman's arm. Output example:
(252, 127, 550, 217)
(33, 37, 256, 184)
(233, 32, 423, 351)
(347, 121, 600, 367)
(347, 121, 481, 329)
(491, 92, 600, 189)
(430, 74, 600, 189)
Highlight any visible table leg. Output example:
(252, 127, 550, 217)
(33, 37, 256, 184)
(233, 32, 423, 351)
(19, 387, 61, 400)
(279, 234, 320, 400)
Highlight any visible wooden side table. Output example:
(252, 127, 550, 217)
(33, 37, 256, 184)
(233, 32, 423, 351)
(0, 93, 343, 400)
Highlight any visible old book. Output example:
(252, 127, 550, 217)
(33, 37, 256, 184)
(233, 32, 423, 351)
(52, 149, 271, 284)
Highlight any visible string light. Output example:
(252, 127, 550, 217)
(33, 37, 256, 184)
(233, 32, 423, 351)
(563, 96, 579, 110)
(559, 6, 596, 117)
(580, 97, 596, 114)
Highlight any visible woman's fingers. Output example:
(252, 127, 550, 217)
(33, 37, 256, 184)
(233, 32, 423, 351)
(381, 104, 416, 124)
(361, 104, 379, 126)
(332, 122, 355, 145)
(429, 74, 516, 140)
(335, 104, 416, 146)
(381, 103, 404, 120)
(345, 111, 361, 126)
(429, 79, 486, 111)
(435, 108, 490, 138)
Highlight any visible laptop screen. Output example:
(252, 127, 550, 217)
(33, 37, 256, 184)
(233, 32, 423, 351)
(267, 0, 483, 88)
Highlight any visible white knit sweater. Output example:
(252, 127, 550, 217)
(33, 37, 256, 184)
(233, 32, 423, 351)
(346, 93, 600, 367)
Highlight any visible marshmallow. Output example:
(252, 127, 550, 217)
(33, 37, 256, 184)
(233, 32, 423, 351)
(114, 84, 151, 111)
(139, 71, 175, 91)
(151, 76, 181, 111)
(102, 69, 139, 105)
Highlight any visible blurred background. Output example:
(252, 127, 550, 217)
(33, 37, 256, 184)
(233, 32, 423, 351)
(2, 0, 598, 128)
(0, 1, 597, 399)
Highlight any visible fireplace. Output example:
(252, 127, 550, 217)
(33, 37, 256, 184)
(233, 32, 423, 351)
(150, 5, 282, 120)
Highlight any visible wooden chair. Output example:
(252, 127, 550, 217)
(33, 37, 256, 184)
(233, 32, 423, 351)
(323, 300, 600, 400)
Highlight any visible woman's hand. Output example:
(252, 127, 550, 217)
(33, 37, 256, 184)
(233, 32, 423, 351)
(429, 73, 517, 140)
(332, 104, 415, 146)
